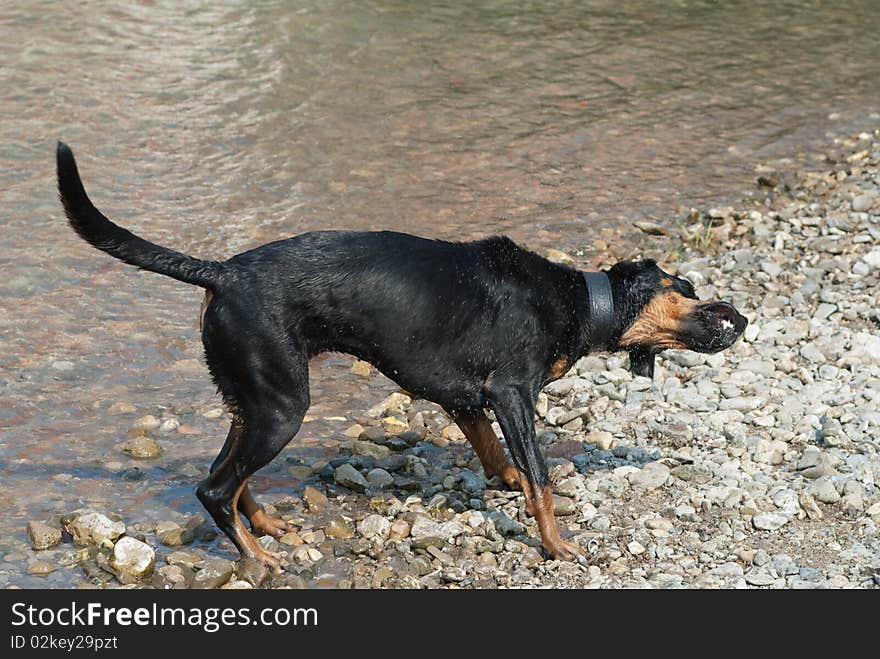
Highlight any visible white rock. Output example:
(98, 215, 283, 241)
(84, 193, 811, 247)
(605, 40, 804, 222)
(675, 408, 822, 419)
(68, 513, 125, 547)
(111, 537, 155, 582)
(357, 514, 392, 540)
(752, 512, 789, 531)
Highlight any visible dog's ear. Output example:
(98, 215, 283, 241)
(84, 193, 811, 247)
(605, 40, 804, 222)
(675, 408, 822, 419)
(628, 347, 655, 378)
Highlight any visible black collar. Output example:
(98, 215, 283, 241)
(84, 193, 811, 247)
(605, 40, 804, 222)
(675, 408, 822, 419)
(582, 271, 614, 351)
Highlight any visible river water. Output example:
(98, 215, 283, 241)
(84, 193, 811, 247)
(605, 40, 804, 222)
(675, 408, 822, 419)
(1, 0, 878, 586)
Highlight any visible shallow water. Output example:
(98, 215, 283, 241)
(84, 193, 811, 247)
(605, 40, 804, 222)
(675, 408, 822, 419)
(1, 0, 879, 586)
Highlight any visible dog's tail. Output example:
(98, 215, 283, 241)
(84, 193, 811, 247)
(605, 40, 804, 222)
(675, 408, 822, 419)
(57, 141, 226, 290)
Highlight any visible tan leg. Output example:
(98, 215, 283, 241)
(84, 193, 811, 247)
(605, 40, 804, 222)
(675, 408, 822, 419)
(451, 411, 536, 515)
(451, 410, 584, 561)
(530, 485, 585, 561)
(238, 486, 294, 538)
(231, 481, 288, 574)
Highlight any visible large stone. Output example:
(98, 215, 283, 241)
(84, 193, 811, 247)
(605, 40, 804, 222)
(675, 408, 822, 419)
(851, 193, 876, 212)
(335, 464, 368, 492)
(628, 462, 670, 490)
(410, 515, 466, 541)
(67, 512, 125, 547)
(353, 440, 391, 460)
(324, 516, 355, 540)
(301, 485, 329, 512)
(752, 512, 789, 531)
(120, 436, 162, 459)
(357, 514, 392, 540)
(808, 476, 840, 504)
(367, 393, 411, 418)
(846, 332, 880, 364)
(366, 468, 394, 490)
(192, 558, 235, 589)
(237, 558, 269, 588)
(27, 521, 62, 550)
(111, 537, 156, 584)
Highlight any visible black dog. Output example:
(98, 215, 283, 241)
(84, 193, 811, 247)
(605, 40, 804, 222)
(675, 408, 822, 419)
(57, 142, 747, 569)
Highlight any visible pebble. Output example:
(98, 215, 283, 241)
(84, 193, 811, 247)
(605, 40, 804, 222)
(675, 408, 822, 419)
(27, 521, 62, 550)
(357, 514, 392, 540)
(301, 485, 329, 512)
(851, 193, 875, 212)
(334, 464, 368, 492)
(120, 436, 162, 459)
(192, 558, 234, 589)
(744, 568, 776, 586)
(366, 468, 394, 490)
(111, 537, 156, 584)
(752, 513, 788, 531)
(237, 558, 269, 588)
(628, 462, 670, 490)
(67, 512, 125, 547)
(808, 476, 841, 504)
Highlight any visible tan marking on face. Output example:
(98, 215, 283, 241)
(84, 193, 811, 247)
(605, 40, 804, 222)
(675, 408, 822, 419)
(546, 356, 569, 381)
(619, 290, 697, 349)
(660, 277, 673, 287)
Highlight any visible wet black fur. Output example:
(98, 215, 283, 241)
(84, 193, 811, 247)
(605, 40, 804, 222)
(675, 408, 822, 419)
(56, 142, 736, 560)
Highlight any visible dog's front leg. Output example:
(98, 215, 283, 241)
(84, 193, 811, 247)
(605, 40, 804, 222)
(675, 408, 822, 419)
(487, 382, 586, 562)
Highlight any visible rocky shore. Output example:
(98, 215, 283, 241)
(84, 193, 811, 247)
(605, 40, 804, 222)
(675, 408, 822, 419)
(16, 127, 880, 589)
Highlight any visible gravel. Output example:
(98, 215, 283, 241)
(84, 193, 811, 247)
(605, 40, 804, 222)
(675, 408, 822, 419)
(18, 126, 880, 590)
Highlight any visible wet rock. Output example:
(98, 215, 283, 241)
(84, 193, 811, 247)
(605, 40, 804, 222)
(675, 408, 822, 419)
(158, 418, 180, 434)
(160, 526, 194, 547)
(237, 557, 269, 588)
(120, 436, 162, 459)
(111, 537, 156, 584)
(27, 561, 56, 576)
(367, 392, 411, 418)
(132, 415, 161, 431)
(192, 558, 235, 589)
(335, 464, 368, 492)
(390, 519, 411, 539)
(279, 531, 304, 546)
(27, 521, 62, 550)
(108, 401, 137, 415)
(366, 468, 394, 490)
(353, 439, 391, 460)
(324, 516, 355, 540)
(153, 564, 191, 589)
(67, 512, 125, 547)
(166, 550, 205, 570)
(301, 485, 329, 512)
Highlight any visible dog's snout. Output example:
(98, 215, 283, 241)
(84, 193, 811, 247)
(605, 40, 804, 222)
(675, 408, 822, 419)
(703, 301, 747, 330)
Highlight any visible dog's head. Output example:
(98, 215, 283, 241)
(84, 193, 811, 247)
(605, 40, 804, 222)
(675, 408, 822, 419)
(607, 260, 748, 377)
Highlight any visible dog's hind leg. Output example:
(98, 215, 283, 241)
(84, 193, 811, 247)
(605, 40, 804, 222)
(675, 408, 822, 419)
(197, 321, 310, 572)
(209, 419, 295, 539)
